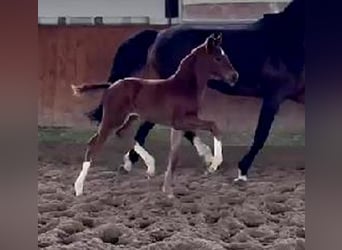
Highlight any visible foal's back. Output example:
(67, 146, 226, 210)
(108, 75, 196, 125)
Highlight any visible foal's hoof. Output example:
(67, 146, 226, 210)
(203, 169, 212, 176)
(207, 156, 222, 174)
(204, 154, 214, 167)
(207, 163, 219, 173)
(162, 186, 175, 199)
(74, 182, 83, 197)
(146, 170, 155, 179)
(146, 163, 156, 178)
(207, 166, 217, 173)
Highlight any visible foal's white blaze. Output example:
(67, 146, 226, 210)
(134, 143, 155, 176)
(122, 152, 132, 172)
(74, 161, 91, 196)
(193, 137, 213, 165)
(208, 137, 223, 172)
(220, 48, 226, 56)
(234, 169, 248, 182)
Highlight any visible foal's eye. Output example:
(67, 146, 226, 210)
(215, 57, 222, 62)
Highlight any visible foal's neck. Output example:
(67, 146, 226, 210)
(172, 52, 210, 100)
(172, 53, 196, 82)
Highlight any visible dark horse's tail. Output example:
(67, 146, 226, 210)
(86, 29, 159, 124)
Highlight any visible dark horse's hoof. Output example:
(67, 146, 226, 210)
(233, 177, 248, 187)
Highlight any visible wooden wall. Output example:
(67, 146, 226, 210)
(38, 25, 165, 127)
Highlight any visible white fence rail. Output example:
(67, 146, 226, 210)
(38, 0, 174, 25)
(38, 0, 291, 25)
(181, 0, 291, 23)
(183, 0, 290, 4)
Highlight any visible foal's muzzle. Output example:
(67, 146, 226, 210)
(224, 71, 239, 86)
(231, 72, 239, 84)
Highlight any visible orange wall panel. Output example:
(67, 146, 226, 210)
(38, 25, 165, 127)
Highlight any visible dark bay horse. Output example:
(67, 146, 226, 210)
(84, 0, 305, 182)
(72, 34, 238, 196)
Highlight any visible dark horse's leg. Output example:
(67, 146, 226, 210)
(128, 121, 155, 164)
(235, 93, 287, 181)
(121, 121, 155, 171)
(208, 79, 296, 181)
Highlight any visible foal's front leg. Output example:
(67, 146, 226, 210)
(173, 116, 223, 173)
(184, 131, 214, 167)
(162, 129, 183, 198)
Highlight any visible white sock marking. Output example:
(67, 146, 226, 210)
(74, 161, 91, 196)
(208, 137, 223, 172)
(134, 143, 155, 176)
(122, 152, 132, 172)
(193, 137, 213, 165)
(234, 169, 248, 182)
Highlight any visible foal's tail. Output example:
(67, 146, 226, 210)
(71, 83, 110, 96)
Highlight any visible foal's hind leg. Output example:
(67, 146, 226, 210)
(74, 110, 128, 196)
(74, 123, 114, 196)
(116, 113, 138, 138)
(162, 129, 183, 198)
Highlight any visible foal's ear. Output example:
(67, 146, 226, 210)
(215, 33, 222, 46)
(205, 34, 216, 53)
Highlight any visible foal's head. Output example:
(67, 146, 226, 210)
(194, 33, 239, 86)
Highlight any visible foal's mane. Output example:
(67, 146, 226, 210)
(172, 46, 203, 78)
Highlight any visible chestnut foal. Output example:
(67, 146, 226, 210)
(72, 34, 238, 197)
